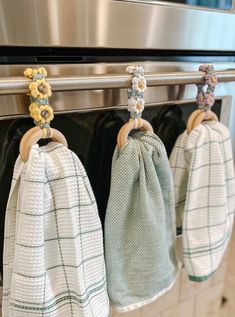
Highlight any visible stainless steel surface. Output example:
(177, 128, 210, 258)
(1, 0, 235, 50)
(1, 70, 235, 95)
(118, 0, 233, 12)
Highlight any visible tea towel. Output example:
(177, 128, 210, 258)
(105, 131, 179, 313)
(2, 142, 109, 317)
(170, 121, 235, 281)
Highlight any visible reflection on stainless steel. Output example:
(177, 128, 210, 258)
(1, 70, 235, 95)
(0, 0, 235, 50)
(116, 0, 233, 11)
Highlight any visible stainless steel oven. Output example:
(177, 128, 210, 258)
(1, 0, 235, 304)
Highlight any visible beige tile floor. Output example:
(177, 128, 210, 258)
(220, 229, 235, 317)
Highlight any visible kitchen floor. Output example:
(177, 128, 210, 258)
(220, 228, 235, 317)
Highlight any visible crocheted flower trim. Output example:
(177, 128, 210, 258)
(132, 76, 147, 94)
(29, 79, 52, 99)
(24, 67, 54, 128)
(29, 103, 54, 125)
(126, 66, 147, 118)
(24, 67, 47, 78)
(196, 64, 217, 111)
(127, 96, 145, 116)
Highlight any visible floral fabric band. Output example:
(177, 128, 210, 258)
(126, 66, 147, 119)
(196, 64, 217, 111)
(24, 67, 54, 128)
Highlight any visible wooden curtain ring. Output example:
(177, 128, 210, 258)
(20, 127, 68, 162)
(187, 110, 218, 134)
(117, 118, 153, 150)
(19, 126, 41, 158)
(192, 110, 218, 130)
(116, 119, 140, 148)
(187, 109, 204, 134)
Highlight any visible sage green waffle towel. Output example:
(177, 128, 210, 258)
(105, 131, 179, 313)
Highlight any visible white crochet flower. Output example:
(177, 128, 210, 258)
(126, 66, 144, 75)
(126, 66, 136, 74)
(127, 97, 145, 115)
(132, 76, 147, 94)
(134, 66, 144, 75)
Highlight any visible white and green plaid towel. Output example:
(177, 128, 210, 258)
(105, 131, 179, 313)
(170, 121, 235, 281)
(2, 142, 109, 317)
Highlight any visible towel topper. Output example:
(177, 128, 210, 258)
(117, 66, 153, 149)
(187, 64, 218, 134)
(19, 67, 68, 162)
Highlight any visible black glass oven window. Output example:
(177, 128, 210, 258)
(158, 0, 232, 9)
(0, 101, 222, 274)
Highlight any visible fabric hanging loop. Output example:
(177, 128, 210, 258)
(196, 64, 218, 111)
(117, 66, 153, 149)
(20, 67, 68, 162)
(24, 67, 54, 129)
(186, 64, 218, 134)
(126, 65, 147, 120)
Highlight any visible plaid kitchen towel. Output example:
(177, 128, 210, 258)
(105, 131, 179, 313)
(170, 121, 235, 281)
(2, 142, 109, 317)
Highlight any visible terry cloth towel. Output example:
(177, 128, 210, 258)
(170, 121, 235, 282)
(2, 142, 109, 317)
(105, 131, 179, 313)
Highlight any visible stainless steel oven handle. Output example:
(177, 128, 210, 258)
(1, 70, 235, 95)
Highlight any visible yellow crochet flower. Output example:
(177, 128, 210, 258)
(29, 104, 54, 124)
(29, 79, 52, 99)
(29, 104, 43, 123)
(29, 102, 38, 112)
(40, 105, 54, 123)
(24, 68, 38, 79)
(25, 67, 54, 125)
(37, 67, 47, 77)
